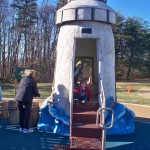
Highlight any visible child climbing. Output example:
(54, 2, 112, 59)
(74, 80, 92, 103)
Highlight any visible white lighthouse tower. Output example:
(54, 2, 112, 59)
(54, 0, 116, 115)
(53, 0, 117, 149)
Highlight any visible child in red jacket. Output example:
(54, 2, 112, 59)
(74, 80, 92, 103)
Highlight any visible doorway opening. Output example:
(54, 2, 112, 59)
(74, 38, 98, 101)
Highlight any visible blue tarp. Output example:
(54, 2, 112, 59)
(37, 96, 70, 136)
(106, 97, 135, 135)
(38, 96, 135, 136)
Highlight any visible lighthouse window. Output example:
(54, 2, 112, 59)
(82, 28, 92, 34)
(98, 0, 107, 2)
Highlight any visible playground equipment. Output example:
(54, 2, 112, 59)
(38, 0, 136, 147)
(43, 0, 117, 149)
(37, 0, 134, 149)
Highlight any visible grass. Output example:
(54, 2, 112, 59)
(1, 80, 150, 106)
(0, 83, 52, 99)
(116, 80, 150, 106)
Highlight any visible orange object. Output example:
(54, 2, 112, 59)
(128, 87, 132, 93)
(110, 101, 115, 108)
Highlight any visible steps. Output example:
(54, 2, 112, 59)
(73, 111, 97, 123)
(71, 101, 103, 150)
(71, 137, 101, 150)
(73, 102, 99, 112)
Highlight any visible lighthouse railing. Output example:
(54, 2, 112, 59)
(97, 61, 114, 150)
(70, 60, 74, 146)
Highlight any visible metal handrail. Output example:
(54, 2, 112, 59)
(97, 68, 114, 150)
(70, 60, 74, 147)
(97, 79, 114, 129)
(96, 107, 114, 129)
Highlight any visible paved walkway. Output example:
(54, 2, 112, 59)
(0, 119, 150, 150)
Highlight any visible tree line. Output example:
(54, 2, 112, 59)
(0, 0, 149, 83)
(0, 0, 61, 83)
(115, 14, 150, 79)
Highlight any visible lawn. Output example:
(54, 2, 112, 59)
(116, 80, 150, 106)
(0, 83, 52, 99)
(0, 80, 150, 106)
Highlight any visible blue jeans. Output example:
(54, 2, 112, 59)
(75, 94, 88, 102)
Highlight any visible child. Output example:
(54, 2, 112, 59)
(74, 80, 92, 103)
(74, 61, 83, 86)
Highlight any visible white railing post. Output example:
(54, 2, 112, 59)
(70, 60, 74, 146)
(97, 77, 114, 150)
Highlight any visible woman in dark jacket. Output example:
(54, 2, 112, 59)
(15, 70, 40, 133)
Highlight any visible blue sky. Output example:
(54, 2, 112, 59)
(108, 0, 150, 22)
(10, 0, 150, 23)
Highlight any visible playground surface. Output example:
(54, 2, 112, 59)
(0, 119, 150, 150)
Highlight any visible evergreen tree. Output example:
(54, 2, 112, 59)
(123, 17, 149, 79)
(11, 0, 38, 65)
(114, 13, 127, 78)
(114, 13, 150, 79)
(11, 0, 38, 29)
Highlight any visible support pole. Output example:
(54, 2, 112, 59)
(15, 79, 17, 96)
(99, 60, 106, 150)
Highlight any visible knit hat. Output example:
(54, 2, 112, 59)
(76, 61, 82, 67)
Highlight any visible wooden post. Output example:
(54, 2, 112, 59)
(15, 79, 17, 96)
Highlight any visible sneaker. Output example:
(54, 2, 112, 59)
(19, 128, 23, 132)
(81, 100, 86, 104)
(74, 99, 79, 104)
(23, 128, 34, 133)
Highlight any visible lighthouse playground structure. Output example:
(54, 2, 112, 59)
(0, 1, 149, 150)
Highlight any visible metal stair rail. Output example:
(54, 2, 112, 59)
(97, 60, 114, 150)
(96, 79, 114, 129)
(96, 107, 114, 129)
